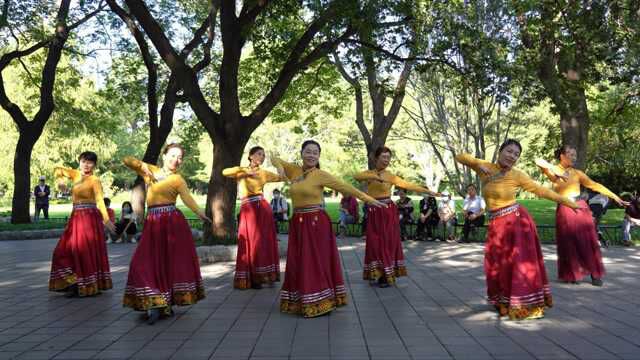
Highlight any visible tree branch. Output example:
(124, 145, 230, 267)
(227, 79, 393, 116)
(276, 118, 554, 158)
(247, 5, 353, 127)
(343, 38, 466, 76)
(67, 0, 107, 33)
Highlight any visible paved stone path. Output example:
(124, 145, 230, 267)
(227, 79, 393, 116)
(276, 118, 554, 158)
(1, 238, 640, 360)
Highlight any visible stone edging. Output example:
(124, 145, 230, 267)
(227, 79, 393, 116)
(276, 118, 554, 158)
(196, 233, 288, 264)
(0, 229, 65, 241)
(0, 228, 288, 265)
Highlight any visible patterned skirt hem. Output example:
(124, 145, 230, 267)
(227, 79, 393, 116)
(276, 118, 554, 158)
(234, 272, 280, 290)
(362, 265, 407, 283)
(123, 288, 205, 311)
(492, 294, 553, 320)
(280, 294, 347, 318)
(49, 273, 112, 296)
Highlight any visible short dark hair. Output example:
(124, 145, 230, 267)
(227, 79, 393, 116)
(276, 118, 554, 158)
(467, 183, 477, 190)
(374, 146, 393, 159)
(499, 139, 522, 154)
(554, 144, 575, 160)
(79, 151, 98, 164)
(103, 197, 111, 207)
(273, 189, 280, 194)
(121, 201, 132, 213)
(248, 146, 264, 162)
(301, 140, 321, 169)
(162, 143, 185, 156)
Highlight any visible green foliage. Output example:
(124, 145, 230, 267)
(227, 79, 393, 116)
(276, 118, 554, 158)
(586, 83, 640, 193)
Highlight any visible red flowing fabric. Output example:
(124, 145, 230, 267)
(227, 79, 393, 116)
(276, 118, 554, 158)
(123, 206, 205, 311)
(555, 200, 605, 282)
(234, 196, 280, 289)
(280, 208, 347, 317)
(485, 205, 552, 320)
(363, 200, 407, 283)
(49, 206, 112, 296)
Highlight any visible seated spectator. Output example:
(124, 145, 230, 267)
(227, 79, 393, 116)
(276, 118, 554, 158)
(104, 198, 116, 244)
(114, 201, 138, 244)
(461, 184, 486, 243)
(417, 194, 439, 241)
(623, 193, 640, 247)
(396, 188, 414, 241)
(588, 191, 609, 230)
(438, 191, 457, 242)
(338, 194, 359, 238)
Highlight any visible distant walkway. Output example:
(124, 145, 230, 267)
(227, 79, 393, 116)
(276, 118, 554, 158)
(0, 238, 639, 359)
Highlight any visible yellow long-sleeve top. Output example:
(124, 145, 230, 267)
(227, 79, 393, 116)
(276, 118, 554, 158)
(540, 164, 621, 203)
(353, 169, 432, 198)
(123, 156, 200, 213)
(54, 167, 110, 223)
(222, 166, 282, 198)
(271, 157, 377, 208)
(455, 154, 578, 211)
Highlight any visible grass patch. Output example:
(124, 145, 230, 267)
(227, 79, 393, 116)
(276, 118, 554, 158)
(0, 197, 628, 231)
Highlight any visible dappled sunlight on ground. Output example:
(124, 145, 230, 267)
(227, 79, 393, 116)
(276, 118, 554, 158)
(0, 236, 639, 359)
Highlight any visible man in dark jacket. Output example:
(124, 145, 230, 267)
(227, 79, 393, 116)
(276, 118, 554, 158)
(34, 176, 50, 221)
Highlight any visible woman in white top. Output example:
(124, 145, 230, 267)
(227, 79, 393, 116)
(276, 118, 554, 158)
(438, 192, 457, 242)
(114, 201, 138, 243)
(462, 184, 486, 242)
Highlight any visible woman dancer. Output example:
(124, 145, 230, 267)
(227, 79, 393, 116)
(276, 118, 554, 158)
(223, 146, 283, 289)
(49, 151, 116, 297)
(122, 144, 209, 324)
(354, 146, 440, 287)
(536, 145, 628, 286)
(455, 139, 578, 320)
(272, 140, 385, 317)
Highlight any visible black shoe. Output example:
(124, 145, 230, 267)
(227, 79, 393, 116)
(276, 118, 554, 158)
(591, 276, 603, 287)
(147, 309, 161, 325)
(65, 284, 78, 298)
(378, 277, 390, 288)
(251, 282, 263, 290)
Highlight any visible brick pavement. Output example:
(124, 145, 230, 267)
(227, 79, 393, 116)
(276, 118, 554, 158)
(1, 238, 639, 360)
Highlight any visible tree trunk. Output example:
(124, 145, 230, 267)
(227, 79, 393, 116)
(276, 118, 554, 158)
(202, 133, 247, 244)
(129, 124, 173, 221)
(559, 92, 590, 170)
(11, 133, 38, 223)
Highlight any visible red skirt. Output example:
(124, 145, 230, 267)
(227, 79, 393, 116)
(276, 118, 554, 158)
(280, 206, 347, 317)
(556, 200, 605, 282)
(123, 205, 205, 311)
(49, 204, 112, 296)
(485, 204, 552, 320)
(234, 195, 280, 289)
(363, 199, 407, 283)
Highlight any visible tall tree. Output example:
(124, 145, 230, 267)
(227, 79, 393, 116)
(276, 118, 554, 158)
(0, 0, 105, 223)
(105, 0, 215, 218)
(121, 0, 374, 242)
(400, 0, 521, 195)
(332, 3, 416, 169)
(514, 0, 635, 169)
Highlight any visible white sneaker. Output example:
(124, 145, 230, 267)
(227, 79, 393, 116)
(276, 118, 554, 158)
(131, 238, 137, 244)
(106, 239, 112, 244)
(114, 238, 122, 244)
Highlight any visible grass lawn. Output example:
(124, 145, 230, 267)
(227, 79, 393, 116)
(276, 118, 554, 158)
(0, 196, 628, 231)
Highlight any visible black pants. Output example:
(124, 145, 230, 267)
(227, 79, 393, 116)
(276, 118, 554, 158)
(417, 217, 438, 240)
(35, 204, 49, 220)
(462, 213, 485, 242)
(399, 215, 414, 239)
(115, 220, 137, 236)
